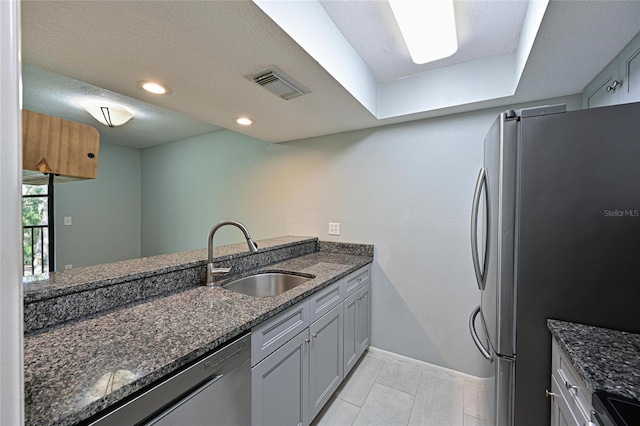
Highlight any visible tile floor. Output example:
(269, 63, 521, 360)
(312, 349, 487, 426)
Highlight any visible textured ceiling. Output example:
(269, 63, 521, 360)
(20, 0, 640, 145)
(22, 66, 222, 149)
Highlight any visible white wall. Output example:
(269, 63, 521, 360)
(55, 143, 141, 269)
(0, 0, 24, 423)
(139, 94, 581, 377)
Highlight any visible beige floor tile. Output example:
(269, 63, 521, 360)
(408, 373, 464, 426)
(337, 354, 385, 407)
(463, 380, 482, 418)
(312, 396, 360, 426)
(352, 383, 414, 426)
(463, 414, 486, 426)
(376, 359, 423, 396)
(421, 366, 465, 386)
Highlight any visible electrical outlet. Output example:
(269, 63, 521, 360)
(64, 216, 72, 226)
(64, 264, 73, 270)
(328, 222, 341, 235)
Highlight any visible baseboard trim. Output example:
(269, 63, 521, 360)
(366, 346, 490, 385)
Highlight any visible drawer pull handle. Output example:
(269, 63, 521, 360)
(304, 338, 310, 344)
(545, 389, 559, 398)
(565, 381, 578, 391)
(312, 333, 317, 339)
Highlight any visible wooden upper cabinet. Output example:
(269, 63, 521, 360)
(22, 109, 100, 184)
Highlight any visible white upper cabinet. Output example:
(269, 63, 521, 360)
(618, 33, 640, 104)
(582, 59, 620, 109)
(583, 31, 640, 108)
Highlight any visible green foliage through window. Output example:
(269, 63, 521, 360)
(23, 184, 49, 275)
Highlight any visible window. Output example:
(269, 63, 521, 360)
(22, 184, 51, 275)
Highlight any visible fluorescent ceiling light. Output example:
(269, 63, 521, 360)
(85, 105, 134, 128)
(388, 0, 458, 64)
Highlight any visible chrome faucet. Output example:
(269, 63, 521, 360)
(206, 220, 258, 286)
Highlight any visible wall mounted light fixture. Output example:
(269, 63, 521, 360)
(85, 105, 134, 128)
(388, 0, 458, 64)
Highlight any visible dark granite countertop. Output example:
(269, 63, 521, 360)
(24, 246, 373, 426)
(547, 319, 640, 402)
(23, 236, 316, 302)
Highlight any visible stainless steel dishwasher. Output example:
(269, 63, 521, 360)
(89, 333, 251, 426)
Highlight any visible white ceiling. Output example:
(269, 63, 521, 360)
(21, 0, 640, 145)
(318, 0, 529, 82)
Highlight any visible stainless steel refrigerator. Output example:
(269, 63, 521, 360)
(468, 102, 640, 426)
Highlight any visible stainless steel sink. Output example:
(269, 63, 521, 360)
(222, 273, 312, 298)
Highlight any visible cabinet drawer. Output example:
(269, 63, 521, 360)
(252, 299, 310, 366)
(551, 339, 592, 425)
(342, 264, 371, 298)
(309, 280, 343, 323)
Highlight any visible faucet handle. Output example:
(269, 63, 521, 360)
(210, 266, 231, 276)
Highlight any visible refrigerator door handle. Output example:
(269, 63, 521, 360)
(469, 305, 493, 361)
(471, 168, 489, 290)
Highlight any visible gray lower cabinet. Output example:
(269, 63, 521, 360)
(251, 264, 371, 426)
(309, 304, 343, 420)
(344, 282, 371, 376)
(252, 328, 310, 426)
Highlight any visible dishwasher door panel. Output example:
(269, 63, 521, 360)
(147, 358, 251, 426)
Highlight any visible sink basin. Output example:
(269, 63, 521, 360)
(593, 391, 640, 426)
(223, 273, 312, 298)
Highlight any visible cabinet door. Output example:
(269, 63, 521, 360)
(22, 109, 100, 180)
(354, 283, 371, 360)
(582, 59, 620, 109)
(550, 375, 580, 426)
(309, 304, 343, 421)
(619, 31, 640, 104)
(343, 291, 359, 376)
(343, 282, 371, 376)
(252, 329, 309, 426)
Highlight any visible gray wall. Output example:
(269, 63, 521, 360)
(140, 130, 289, 256)
(55, 142, 141, 269)
(139, 95, 581, 377)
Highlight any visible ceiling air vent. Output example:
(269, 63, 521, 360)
(249, 67, 309, 100)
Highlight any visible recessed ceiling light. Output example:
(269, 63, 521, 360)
(235, 117, 254, 126)
(389, 0, 458, 64)
(137, 80, 172, 95)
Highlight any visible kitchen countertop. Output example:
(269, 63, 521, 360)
(24, 248, 373, 426)
(23, 236, 315, 302)
(547, 319, 640, 402)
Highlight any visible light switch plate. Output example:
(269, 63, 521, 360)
(329, 222, 340, 235)
(64, 216, 72, 226)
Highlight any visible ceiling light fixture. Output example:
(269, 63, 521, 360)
(388, 0, 458, 64)
(235, 117, 254, 126)
(137, 80, 172, 95)
(85, 105, 134, 128)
